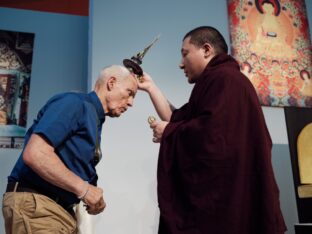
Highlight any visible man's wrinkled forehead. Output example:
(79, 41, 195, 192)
(128, 74, 139, 91)
(130, 72, 136, 78)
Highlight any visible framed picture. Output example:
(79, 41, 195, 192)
(228, 0, 312, 107)
(0, 29, 35, 148)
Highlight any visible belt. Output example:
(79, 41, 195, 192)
(6, 182, 75, 215)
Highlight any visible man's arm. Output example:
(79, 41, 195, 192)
(138, 73, 174, 121)
(23, 133, 105, 214)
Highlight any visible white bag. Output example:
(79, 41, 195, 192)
(75, 202, 95, 234)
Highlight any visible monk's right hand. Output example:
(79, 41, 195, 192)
(137, 72, 155, 92)
(82, 185, 106, 215)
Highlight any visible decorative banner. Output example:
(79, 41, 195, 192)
(0, 29, 35, 148)
(228, 0, 312, 107)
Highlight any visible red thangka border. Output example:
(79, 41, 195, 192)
(0, 0, 89, 16)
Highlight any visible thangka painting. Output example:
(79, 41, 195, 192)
(228, 0, 312, 107)
(0, 30, 35, 148)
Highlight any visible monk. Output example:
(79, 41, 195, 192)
(138, 26, 286, 234)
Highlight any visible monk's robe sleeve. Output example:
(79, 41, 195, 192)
(158, 75, 234, 215)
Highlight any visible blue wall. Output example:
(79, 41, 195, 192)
(0, 7, 88, 233)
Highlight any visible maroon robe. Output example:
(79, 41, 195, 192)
(157, 54, 286, 234)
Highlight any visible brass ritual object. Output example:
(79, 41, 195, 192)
(148, 116, 156, 124)
(297, 122, 312, 184)
(123, 35, 160, 79)
(296, 122, 312, 198)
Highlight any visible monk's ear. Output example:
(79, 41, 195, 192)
(107, 76, 117, 91)
(203, 43, 214, 57)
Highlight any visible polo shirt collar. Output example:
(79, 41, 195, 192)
(88, 91, 106, 123)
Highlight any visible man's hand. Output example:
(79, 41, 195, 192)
(82, 185, 106, 215)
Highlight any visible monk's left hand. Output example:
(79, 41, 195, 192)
(150, 121, 168, 143)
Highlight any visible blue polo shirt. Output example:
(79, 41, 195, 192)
(8, 91, 105, 205)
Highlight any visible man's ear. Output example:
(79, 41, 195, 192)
(107, 76, 117, 91)
(203, 43, 214, 58)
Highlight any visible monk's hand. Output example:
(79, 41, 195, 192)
(150, 120, 168, 143)
(82, 184, 106, 215)
(137, 72, 155, 92)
